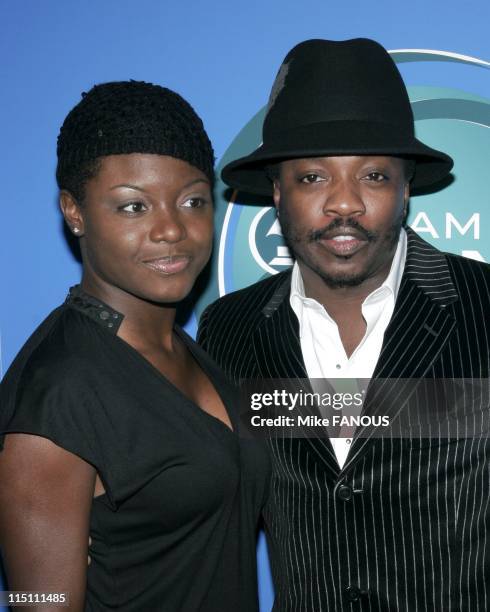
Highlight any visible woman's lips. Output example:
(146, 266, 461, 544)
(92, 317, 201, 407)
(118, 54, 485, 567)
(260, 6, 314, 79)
(319, 235, 367, 256)
(142, 256, 191, 275)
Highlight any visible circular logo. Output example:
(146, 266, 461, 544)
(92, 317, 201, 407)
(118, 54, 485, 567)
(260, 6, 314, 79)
(195, 50, 490, 319)
(249, 207, 293, 276)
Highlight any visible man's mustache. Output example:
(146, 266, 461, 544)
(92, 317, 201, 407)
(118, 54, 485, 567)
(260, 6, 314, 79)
(308, 218, 377, 243)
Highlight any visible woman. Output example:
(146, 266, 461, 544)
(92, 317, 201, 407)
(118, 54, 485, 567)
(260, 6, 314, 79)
(0, 81, 269, 611)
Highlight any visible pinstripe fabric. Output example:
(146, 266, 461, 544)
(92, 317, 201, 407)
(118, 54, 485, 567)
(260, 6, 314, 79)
(197, 229, 490, 611)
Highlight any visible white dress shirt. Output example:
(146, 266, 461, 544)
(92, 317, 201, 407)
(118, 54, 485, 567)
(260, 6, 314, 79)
(290, 228, 407, 468)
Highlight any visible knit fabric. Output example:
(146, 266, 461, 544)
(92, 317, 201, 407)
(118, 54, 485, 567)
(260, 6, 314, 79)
(57, 81, 214, 182)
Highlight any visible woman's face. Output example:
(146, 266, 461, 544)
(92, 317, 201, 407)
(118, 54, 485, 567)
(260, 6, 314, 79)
(62, 153, 213, 305)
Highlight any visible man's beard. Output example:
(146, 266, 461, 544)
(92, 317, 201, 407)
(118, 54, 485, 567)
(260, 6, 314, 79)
(279, 213, 404, 289)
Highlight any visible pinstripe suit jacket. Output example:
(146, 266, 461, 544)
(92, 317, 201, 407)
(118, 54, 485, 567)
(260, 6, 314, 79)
(197, 229, 490, 611)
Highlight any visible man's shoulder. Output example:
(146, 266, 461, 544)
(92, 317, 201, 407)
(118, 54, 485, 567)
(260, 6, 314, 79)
(407, 228, 490, 292)
(203, 270, 291, 319)
(444, 252, 490, 309)
(443, 250, 490, 277)
(197, 271, 291, 352)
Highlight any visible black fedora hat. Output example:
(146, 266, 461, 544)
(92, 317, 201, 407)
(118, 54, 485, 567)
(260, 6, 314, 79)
(222, 38, 453, 195)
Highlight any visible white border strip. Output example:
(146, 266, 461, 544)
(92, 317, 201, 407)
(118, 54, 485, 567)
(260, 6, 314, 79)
(389, 48, 490, 68)
(218, 192, 236, 297)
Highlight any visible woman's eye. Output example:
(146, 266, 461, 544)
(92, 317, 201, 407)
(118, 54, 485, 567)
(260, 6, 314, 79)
(119, 201, 147, 213)
(300, 173, 323, 184)
(181, 197, 206, 208)
(365, 172, 388, 182)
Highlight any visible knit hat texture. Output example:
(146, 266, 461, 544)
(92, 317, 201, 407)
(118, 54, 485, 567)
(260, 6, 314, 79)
(57, 80, 214, 182)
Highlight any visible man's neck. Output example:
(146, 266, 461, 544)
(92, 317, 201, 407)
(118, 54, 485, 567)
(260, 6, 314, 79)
(304, 273, 388, 313)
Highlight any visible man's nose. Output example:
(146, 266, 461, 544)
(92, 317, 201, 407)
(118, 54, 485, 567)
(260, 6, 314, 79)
(322, 178, 366, 218)
(149, 207, 186, 243)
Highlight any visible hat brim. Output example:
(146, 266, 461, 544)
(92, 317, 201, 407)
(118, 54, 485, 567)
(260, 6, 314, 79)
(221, 120, 453, 195)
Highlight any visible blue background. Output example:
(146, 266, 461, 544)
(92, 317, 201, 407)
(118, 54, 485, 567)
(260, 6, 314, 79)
(1, 1, 489, 610)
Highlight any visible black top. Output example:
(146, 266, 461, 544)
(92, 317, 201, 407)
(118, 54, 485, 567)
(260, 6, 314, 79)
(0, 287, 270, 611)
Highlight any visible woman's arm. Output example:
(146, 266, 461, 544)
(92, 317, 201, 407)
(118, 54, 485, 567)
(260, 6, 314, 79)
(0, 433, 96, 612)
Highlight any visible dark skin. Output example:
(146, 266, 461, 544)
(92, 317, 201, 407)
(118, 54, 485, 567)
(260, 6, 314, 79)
(0, 435, 95, 611)
(273, 156, 410, 357)
(0, 154, 226, 611)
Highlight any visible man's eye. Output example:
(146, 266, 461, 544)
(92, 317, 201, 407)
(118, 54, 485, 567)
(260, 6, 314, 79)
(300, 174, 323, 184)
(365, 172, 388, 182)
(181, 197, 206, 208)
(119, 202, 147, 213)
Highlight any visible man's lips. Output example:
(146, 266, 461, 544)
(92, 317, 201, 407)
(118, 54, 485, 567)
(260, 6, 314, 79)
(316, 229, 369, 257)
(142, 256, 191, 275)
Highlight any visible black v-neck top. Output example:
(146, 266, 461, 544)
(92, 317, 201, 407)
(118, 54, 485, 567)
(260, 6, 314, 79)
(0, 287, 270, 611)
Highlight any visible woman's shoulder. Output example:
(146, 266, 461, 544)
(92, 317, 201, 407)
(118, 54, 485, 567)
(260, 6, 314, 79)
(4, 305, 101, 382)
(0, 304, 121, 507)
(0, 304, 114, 417)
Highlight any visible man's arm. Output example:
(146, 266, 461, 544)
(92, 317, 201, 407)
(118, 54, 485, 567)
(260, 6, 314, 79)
(0, 433, 96, 612)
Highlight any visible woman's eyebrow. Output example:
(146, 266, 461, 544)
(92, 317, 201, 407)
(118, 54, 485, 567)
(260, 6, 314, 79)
(182, 178, 210, 188)
(109, 183, 146, 192)
(109, 178, 210, 192)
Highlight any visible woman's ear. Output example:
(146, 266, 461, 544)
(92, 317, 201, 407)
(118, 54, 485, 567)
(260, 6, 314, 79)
(60, 191, 85, 236)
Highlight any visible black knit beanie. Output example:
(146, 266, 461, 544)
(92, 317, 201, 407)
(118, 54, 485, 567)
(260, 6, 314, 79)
(56, 80, 215, 189)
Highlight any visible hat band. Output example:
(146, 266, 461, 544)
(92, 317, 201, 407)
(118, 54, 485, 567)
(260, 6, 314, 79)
(262, 120, 416, 158)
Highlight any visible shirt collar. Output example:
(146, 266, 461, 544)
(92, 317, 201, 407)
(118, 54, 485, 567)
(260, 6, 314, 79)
(369, 226, 407, 302)
(65, 285, 124, 334)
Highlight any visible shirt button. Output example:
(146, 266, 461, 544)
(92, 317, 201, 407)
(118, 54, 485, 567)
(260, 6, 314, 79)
(345, 586, 361, 602)
(336, 364, 341, 370)
(337, 484, 353, 501)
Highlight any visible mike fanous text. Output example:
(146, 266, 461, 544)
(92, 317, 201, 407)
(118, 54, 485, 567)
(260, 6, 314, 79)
(249, 415, 391, 427)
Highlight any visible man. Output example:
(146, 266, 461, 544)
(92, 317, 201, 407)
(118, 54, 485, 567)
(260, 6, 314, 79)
(198, 39, 490, 611)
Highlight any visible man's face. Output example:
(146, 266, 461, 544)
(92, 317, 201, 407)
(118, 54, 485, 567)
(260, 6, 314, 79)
(273, 155, 410, 291)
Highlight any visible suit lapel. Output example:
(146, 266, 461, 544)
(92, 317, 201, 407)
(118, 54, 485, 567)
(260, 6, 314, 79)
(340, 229, 459, 473)
(252, 292, 307, 379)
(251, 272, 341, 478)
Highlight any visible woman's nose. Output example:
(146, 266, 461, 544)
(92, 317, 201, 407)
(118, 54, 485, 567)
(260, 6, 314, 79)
(149, 208, 186, 243)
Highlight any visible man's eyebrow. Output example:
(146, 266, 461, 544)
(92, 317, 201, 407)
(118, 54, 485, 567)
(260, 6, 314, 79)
(109, 178, 210, 192)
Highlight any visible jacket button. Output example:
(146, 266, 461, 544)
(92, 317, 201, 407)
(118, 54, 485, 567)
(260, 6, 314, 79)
(337, 484, 353, 501)
(345, 586, 361, 602)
